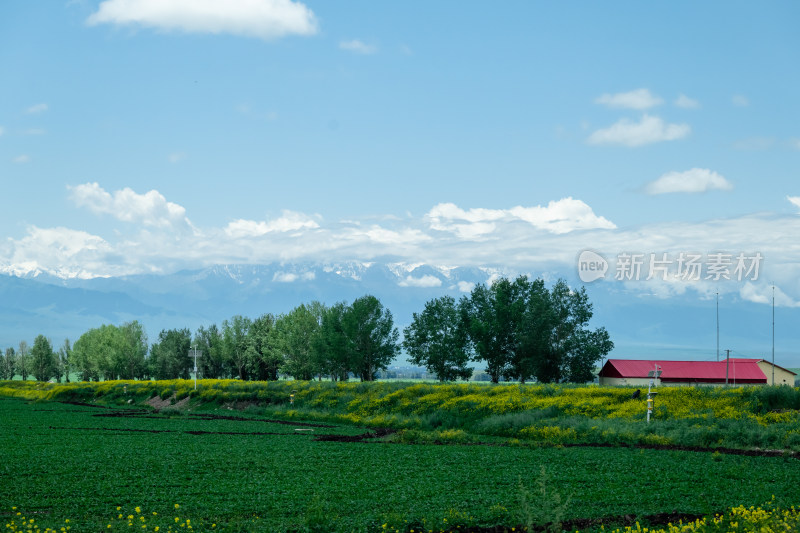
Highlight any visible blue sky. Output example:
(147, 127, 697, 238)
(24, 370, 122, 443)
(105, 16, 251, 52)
(1, 1, 799, 306)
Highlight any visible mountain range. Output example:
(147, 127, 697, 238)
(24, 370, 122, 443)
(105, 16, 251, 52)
(1, 262, 797, 367)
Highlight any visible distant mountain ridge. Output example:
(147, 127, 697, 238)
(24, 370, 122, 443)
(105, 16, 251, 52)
(0, 262, 499, 349)
(2, 261, 798, 367)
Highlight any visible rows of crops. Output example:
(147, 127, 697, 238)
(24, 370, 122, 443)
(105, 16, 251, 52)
(1, 389, 799, 532)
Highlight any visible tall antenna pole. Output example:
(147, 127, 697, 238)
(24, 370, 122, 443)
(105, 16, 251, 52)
(716, 291, 720, 362)
(772, 284, 775, 385)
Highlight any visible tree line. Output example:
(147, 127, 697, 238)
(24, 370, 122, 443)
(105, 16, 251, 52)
(0, 277, 612, 384)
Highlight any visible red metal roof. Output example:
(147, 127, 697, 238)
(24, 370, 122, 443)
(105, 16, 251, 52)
(725, 358, 797, 376)
(600, 359, 767, 383)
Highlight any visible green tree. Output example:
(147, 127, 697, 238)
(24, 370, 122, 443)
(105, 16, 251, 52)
(149, 328, 192, 380)
(314, 302, 353, 381)
(345, 295, 399, 382)
(510, 277, 552, 384)
(562, 327, 613, 382)
(31, 335, 57, 382)
(222, 316, 252, 380)
(16, 341, 30, 381)
(403, 295, 473, 382)
(2, 347, 16, 380)
(461, 284, 509, 383)
(119, 321, 148, 379)
(58, 339, 72, 383)
(463, 277, 613, 384)
(72, 330, 101, 381)
(537, 280, 612, 383)
(246, 314, 282, 381)
(71, 325, 124, 381)
(277, 304, 323, 381)
(194, 324, 228, 379)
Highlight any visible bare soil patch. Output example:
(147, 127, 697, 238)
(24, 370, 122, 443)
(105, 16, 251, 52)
(145, 394, 190, 411)
(314, 427, 396, 443)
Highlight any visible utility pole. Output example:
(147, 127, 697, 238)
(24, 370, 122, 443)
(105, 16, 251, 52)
(716, 291, 720, 362)
(190, 346, 202, 390)
(725, 349, 731, 386)
(772, 284, 775, 385)
(646, 364, 661, 424)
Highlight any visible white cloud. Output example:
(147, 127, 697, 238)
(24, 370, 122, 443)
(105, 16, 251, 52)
(168, 152, 186, 163)
(13, 155, 30, 164)
(674, 94, 700, 109)
(24, 128, 46, 136)
(68, 182, 193, 230)
(731, 94, 749, 107)
(362, 226, 430, 245)
(595, 89, 663, 110)
(0, 126, 4, 136)
(508, 199, 617, 234)
(8, 184, 800, 308)
(644, 168, 733, 195)
(740, 283, 800, 308)
(87, 0, 318, 40)
(272, 271, 315, 283)
(26, 103, 48, 114)
(224, 211, 320, 238)
(456, 281, 475, 293)
(428, 198, 616, 237)
(587, 114, 690, 147)
(398, 275, 442, 288)
(3, 226, 117, 279)
(339, 39, 377, 55)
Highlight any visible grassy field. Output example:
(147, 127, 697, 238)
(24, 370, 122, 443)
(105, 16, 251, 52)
(3, 379, 800, 450)
(2, 381, 800, 532)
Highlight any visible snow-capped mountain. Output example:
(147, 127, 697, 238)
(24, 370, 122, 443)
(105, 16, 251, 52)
(1, 261, 798, 366)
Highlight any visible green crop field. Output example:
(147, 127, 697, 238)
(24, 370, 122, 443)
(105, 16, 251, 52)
(1, 386, 800, 532)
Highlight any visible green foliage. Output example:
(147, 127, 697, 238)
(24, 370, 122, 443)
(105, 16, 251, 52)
(56, 339, 72, 383)
(517, 467, 572, 533)
(70, 323, 148, 381)
(402, 295, 473, 382)
(1, 347, 17, 380)
(313, 302, 352, 381)
(30, 334, 56, 382)
(747, 385, 800, 413)
(15, 341, 30, 381)
(194, 324, 228, 379)
(119, 321, 148, 379)
(346, 295, 399, 381)
(460, 276, 614, 384)
(222, 315, 252, 380)
(149, 328, 192, 380)
(276, 303, 322, 381)
(246, 314, 282, 381)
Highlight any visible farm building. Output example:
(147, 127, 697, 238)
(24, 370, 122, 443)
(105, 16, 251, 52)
(598, 358, 796, 387)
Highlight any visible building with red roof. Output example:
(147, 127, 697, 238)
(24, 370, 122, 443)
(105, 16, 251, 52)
(598, 358, 795, 387)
